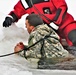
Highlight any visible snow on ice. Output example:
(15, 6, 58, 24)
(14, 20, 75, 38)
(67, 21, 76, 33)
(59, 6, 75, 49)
(0, 0, 76, 75)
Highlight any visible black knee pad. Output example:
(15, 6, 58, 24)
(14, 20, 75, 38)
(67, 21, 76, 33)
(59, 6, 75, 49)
(68, 29, 76, 46)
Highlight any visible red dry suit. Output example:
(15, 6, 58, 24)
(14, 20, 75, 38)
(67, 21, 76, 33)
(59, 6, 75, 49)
(9, 0, 76, 46)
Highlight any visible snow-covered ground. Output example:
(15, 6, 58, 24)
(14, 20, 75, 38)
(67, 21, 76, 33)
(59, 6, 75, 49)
(0, 0, 76, 75)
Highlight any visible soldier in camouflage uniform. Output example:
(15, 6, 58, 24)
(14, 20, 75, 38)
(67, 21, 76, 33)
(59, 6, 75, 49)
(14, 14, 73, 69)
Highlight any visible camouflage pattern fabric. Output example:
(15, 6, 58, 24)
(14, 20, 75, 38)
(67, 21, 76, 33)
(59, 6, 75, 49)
(19, 24, 71, 68)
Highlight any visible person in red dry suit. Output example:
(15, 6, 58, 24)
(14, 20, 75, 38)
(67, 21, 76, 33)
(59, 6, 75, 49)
(3, 0, 76, 55)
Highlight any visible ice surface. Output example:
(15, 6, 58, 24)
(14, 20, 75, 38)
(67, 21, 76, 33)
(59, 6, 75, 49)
(0, 0, 76, 75)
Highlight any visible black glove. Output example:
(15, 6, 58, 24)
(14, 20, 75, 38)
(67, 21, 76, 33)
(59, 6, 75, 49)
(3, 17, 13, 27)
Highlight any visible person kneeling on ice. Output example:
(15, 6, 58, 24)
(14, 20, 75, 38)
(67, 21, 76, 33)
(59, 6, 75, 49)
(14, 14, 73, 69)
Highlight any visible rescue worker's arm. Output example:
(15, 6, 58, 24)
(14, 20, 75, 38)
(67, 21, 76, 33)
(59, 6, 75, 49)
(3, 0, 28, 27)
(9, 0, 28, 21)
(52, 0, 68, 25)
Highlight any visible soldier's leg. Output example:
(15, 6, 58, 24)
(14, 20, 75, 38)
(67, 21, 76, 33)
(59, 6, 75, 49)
(68, 29, 76, 46)
(63, 23, 76, 56)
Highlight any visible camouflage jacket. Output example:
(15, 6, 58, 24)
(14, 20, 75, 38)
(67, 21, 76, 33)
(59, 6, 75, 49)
(19, 24, 69, 68)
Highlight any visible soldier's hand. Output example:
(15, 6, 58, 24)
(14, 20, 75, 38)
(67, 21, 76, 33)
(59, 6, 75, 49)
(14, 42, 25, 53)
(3, 16, 13, 27)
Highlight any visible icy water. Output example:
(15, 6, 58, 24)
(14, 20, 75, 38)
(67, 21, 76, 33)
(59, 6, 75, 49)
(0, 0, 76, 73)
(0, 22, 76, 75)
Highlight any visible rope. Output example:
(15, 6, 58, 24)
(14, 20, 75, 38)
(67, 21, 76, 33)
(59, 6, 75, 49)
(0, 35, 50, 57)
(0, 0, 58, 57)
